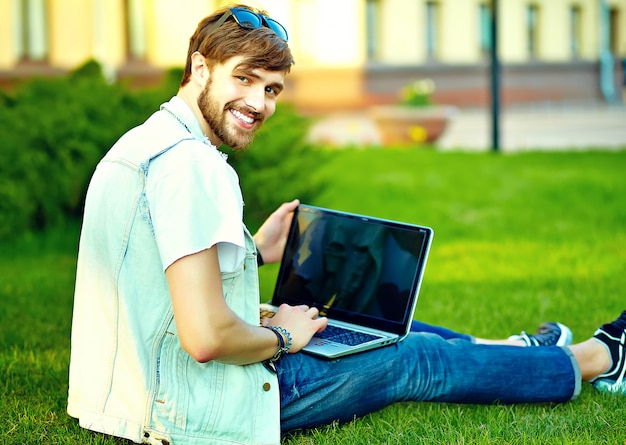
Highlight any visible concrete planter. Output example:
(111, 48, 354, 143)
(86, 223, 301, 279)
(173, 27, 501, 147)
(369, 105, 458, 147)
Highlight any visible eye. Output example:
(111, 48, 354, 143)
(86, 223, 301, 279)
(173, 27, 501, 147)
(266, 84, 283, 97)
(237, 76, 249, 83)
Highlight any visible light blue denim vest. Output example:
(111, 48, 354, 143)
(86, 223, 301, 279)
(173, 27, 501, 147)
(68, 98, 280, 445)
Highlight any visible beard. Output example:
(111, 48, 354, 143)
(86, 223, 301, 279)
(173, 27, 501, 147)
(197, 79, 262, 150)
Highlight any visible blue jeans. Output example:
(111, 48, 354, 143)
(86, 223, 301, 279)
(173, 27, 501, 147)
(409, 320, 474, 342)
(277, 323, 580, 433)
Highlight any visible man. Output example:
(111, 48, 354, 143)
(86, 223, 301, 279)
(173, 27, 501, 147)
(68, 4, 625, 445)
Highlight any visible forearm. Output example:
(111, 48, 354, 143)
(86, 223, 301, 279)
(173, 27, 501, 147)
(174, 299, 324, 365)
(166, 243, 323, 364)
(191, 310, 284, 365)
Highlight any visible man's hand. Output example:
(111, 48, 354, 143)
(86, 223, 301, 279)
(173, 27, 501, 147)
(261, 303, 328, 353)
(253, 199, 299, 264)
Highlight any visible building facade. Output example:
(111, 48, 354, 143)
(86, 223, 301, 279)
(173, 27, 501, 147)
(1, 0, 625, 109)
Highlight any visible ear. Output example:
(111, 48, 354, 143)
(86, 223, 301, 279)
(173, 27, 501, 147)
(190, 51, 209, 86)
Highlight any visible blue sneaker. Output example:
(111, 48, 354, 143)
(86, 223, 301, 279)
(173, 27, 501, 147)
(508, 322, 573, 346)
(591, 311, 626, 395)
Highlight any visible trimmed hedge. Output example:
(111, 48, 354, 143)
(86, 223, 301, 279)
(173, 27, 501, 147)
(0, 61, 163, 238)
(0, 61, 323, 239)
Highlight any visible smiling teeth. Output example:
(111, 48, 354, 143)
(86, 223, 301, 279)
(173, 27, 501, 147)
(232, 109, 254, 124)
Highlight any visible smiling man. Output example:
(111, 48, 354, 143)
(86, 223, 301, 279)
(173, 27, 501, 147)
(181, 54, 283, 149)
(68, 5, 326, 444)
(68, 4, 626, 445)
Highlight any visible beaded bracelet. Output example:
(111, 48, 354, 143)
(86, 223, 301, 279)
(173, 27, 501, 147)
(262, 325, 292, 363)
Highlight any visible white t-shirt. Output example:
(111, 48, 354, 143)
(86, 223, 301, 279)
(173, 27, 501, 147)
(146, 139, 245, 273)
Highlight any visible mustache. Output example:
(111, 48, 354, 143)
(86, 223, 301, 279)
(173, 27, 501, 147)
(225, 102, 263, 120)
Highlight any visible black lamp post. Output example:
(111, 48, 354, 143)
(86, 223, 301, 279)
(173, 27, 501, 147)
(490, 0, 500, 152)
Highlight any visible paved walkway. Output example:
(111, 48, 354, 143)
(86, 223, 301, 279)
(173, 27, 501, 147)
(307, 103, 626, 152)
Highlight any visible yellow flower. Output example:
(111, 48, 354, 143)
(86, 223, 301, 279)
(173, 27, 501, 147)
(408, 125, 428, 143)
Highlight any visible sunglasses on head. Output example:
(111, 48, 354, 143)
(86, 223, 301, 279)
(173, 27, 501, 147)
(205, 7, 288, 42)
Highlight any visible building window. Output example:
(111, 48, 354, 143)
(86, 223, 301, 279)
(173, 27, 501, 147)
(478, 3, 492, 57)
(425, 1, 439, 59)
(527, 4, 539, 58)
(13, 0, 49, 62)
(609, 7, 619, 54)
(366, 0, 381, 61)
(569, 6, 581, 58)
(124, 0, 147, 61)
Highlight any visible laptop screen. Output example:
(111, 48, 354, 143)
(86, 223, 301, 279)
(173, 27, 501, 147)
(272, 204, 433, 335)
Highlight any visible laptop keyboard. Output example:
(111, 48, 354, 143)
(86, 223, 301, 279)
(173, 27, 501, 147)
(260, 308, 381, 346)
(314, 324, 380, 346)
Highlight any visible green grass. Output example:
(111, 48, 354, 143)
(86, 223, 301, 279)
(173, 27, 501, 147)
(2, 149, 626, 444)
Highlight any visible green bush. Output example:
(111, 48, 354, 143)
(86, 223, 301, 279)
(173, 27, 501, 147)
(0, 61, 325, 238)
(0, 60, 167, 239)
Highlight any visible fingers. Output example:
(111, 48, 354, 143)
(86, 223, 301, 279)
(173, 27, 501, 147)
(315, 316, 328, 333)
(274, 304, 326, 347)
(284, 198, 300, 210)
(275, 199, 299, 216)
(299, 307, 327, 336)
(295, 304, 320, 319)
(281, 303, 313, 312)
(307, 306, 320, 319)
(277, 303, 321, 320)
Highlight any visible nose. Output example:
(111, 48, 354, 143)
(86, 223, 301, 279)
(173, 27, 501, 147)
(244, 86, 265, 112)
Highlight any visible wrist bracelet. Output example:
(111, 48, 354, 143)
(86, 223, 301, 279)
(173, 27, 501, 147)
(262, 325, 292, 363)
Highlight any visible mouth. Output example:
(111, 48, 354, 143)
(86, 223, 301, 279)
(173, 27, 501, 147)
(230, 108, 257, 128)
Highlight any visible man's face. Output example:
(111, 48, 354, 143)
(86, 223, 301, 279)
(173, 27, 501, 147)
(198, 55, 285, 150)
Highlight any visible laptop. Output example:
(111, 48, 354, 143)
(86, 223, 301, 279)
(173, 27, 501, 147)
(260, 204, 433, 359)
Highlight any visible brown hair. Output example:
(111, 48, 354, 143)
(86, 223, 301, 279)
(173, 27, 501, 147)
(180, 4, 294, 87)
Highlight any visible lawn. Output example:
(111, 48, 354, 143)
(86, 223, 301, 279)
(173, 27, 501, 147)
(1, 149, 625, 444)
